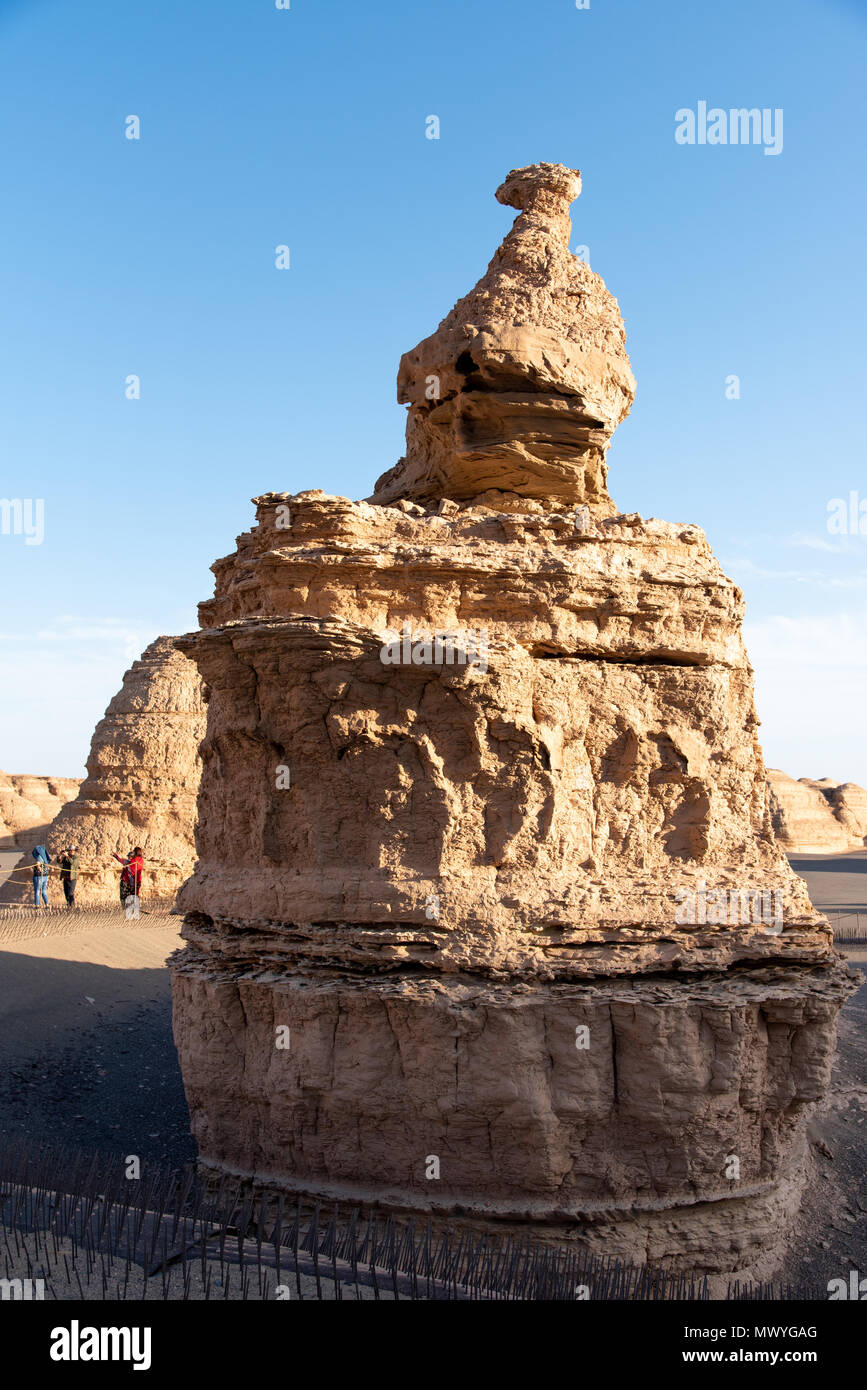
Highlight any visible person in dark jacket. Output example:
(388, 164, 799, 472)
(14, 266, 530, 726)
(31, 844, 51, 908)
(59, 845, 79, 908)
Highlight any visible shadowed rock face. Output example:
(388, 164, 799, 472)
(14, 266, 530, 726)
(0, 638, 205, 906)
(373, 163, 635, 508)
(170, 165, 857, 1278)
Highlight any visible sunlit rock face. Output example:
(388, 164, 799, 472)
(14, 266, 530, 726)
(0, 638, 205, 907)
(768, 768, 867, 853)
(170, 165, 856, 1279)
(373, 164, 635, 508)
(0, 773, 81, 850)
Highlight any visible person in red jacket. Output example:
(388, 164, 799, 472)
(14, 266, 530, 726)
(113, 847, 143, 908)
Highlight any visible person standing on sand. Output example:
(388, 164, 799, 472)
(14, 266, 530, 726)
(31, 844, 51, 908)
(113, 846, 143, 908)
(59, 844, 79, 909)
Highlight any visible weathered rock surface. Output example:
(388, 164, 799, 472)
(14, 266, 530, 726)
(172, 963, 847, 1272)
(768, 768, 867, 853)
(827, 782, 867, 841)
(0, 638, 205, 906)
(373, 163, 634, 508)
(0, 773, 81, 849)
(170, 165, 856, 1277)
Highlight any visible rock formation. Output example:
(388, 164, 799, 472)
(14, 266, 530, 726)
(827, 781, 867, 841)
(0, 773, 81, 849)
(0, 638, 205, 906)
(170, 165, 856, 1279)
(373, 163, 634, 508)
(768, 769, 867, 854)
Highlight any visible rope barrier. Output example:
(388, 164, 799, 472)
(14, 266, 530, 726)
(3, 858, 185, 881)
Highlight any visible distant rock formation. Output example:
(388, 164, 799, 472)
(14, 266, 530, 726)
(827, 781, 867, 841)
(170, 164, 856, 1279)
(0, 638, 205, 906)
(768, 769, 867, 853)
(0, 773, 81, 849)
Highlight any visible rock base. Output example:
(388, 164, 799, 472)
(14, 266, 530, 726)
(171, 947, 855, 1274)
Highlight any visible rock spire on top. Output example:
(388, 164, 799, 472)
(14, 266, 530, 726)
(372, 162, 636, 508)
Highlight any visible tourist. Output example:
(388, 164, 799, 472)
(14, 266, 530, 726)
(59, 844, 79, 909)
(113, 846, 144, 909)
(31, 844, 50, 908)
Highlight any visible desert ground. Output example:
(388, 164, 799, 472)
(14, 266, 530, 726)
(0, 849, 864, 1296)
(789, 848, 867, 914)
(0, 855, 192, 1170)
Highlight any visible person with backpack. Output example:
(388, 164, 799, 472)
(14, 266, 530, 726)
(113, 847, 144, 909)
(59, 844, 79, 909)
(31, 844, 51, 908)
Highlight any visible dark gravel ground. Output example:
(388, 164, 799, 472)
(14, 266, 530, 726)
(0, 995, 196, 1170)
(0, 919, 195, 1170)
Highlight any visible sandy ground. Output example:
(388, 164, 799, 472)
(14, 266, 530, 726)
(790, 848, 867, 915)
(0, 910, 194, 1170)
(0, 850, 864, 1298)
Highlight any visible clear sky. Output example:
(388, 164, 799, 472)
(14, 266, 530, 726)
(0, 0, 865, 785)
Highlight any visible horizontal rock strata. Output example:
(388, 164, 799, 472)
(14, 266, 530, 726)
(768, 768, 867, 854)
(178, 493, 833, 978)
(170, 164, 857, 1277)
(170, 961, 850, 1271)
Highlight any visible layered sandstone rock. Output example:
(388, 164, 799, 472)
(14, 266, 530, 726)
(768, 769, 867, 854)
(0, 773, 81, 849)
(372, 162, 634, 508)
(828, 782, 867, 841)
(170, 165, 856, 1278)
(0, 638, 205, 906)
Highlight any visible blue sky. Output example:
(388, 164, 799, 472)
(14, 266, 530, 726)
(0, 0, 865, 784)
